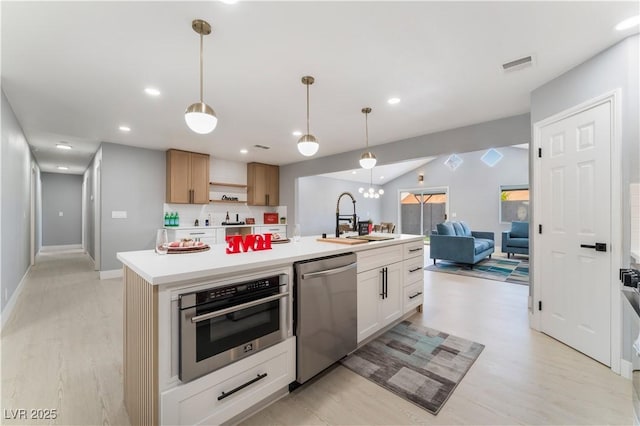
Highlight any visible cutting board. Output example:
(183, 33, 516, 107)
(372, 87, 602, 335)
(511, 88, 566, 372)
(316, 237, 368, 245)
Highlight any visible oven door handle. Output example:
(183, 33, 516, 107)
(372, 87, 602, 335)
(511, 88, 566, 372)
(301, 262, 357, 280)
(190, 292, 289, 323)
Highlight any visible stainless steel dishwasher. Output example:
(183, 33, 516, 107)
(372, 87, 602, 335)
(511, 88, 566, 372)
(293, 252, 357, 384)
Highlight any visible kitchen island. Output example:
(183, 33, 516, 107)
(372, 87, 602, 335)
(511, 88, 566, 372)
(117, 234, 424, 425)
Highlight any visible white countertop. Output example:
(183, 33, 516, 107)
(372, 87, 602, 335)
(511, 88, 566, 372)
(117, 234, 422, 286)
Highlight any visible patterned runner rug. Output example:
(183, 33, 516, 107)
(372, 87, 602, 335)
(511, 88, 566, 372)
(341, 321, 484, 415)
(424, 256, 529, 285)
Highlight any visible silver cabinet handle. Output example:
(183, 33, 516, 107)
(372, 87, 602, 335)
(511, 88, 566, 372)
(190, 232, 206, 235)
(191, 292, 289, 323)
(301, 262, 357, 280)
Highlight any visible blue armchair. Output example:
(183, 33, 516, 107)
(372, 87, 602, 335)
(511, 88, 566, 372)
(502, 221, 529, 258)
(430, 221, 495, 266)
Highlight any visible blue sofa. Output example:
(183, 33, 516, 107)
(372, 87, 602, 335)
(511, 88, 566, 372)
(430, 221, 495, 265)
(501, 221, 529, 258)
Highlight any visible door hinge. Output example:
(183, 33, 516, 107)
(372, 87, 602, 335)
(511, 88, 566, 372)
(538, 224, 542, 234)
(538, 147, 542, 158)
(538, 301, 542, 311)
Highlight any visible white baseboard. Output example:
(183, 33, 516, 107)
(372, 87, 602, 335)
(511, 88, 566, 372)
(99, 269, 123, 280)
(1, 265, 31, 331)
(40, 244, 83, 252)
(621, 359, 632, 380)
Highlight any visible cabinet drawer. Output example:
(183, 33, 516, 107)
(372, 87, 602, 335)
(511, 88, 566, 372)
(254, 225, 286, 235)
(404, 241, 425, 260)
(357, 245, 403, 273)
(403, 281, 424, 313)
(404, 258, 424, 286)
(174, 229, 216, 240)
(161, 338, 294, 426)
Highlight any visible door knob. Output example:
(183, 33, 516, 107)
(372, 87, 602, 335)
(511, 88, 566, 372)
(580, 243, 607, 252)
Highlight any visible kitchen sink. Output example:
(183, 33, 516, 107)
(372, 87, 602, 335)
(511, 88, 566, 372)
(346, 235, 396, 242)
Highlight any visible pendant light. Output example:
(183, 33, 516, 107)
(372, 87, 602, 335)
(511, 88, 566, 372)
(297, 76, 319, 156)
(358, 168, 384, 199)
(185, 19, 218, 134)
(359, 107, 377, 169)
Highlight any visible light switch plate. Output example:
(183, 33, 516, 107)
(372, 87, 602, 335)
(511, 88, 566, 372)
(112, 211, 127, 219)
(59, 211, 63, 217)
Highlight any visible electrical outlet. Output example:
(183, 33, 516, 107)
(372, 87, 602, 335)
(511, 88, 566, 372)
(59, 211, 64, 217)
(451, 212, 457, 218)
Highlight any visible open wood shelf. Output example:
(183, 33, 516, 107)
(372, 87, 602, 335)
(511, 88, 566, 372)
(210, 182, 248, 188)
(210, 199, 247, 204)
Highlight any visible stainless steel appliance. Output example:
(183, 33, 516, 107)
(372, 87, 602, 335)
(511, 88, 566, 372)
(179, 273, 290, 382)
(294, 253, 357, 384)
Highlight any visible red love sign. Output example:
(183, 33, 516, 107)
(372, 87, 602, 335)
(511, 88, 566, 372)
(225, 233, 273, 254)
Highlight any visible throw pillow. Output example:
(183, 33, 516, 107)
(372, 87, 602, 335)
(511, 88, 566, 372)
(451, 222, 464, 236)
(459, 221, 473, 236)
(436, 222, 455, 236)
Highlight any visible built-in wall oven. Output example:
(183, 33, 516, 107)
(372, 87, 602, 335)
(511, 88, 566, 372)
(179, 273, 290, 382)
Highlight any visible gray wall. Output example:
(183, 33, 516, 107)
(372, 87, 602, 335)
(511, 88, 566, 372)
(280, 113, 531, 236)
(530, 35, 639, 363)
(381, 146, 529, 247)
(41, 172, 82, 246)
(297, 176, 383, 236)
(100, 142, 165, 271)
(1, 90, 37, 312)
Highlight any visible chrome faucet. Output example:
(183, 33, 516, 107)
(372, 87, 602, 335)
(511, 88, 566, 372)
(336, 192, 357, 237)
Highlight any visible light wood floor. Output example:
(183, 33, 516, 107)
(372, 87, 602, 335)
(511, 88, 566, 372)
(1, 249, 632, 425)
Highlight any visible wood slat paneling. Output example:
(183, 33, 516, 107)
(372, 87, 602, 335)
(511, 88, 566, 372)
(123, 266, 158, 425)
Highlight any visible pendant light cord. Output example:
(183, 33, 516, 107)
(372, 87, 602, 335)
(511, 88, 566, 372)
(199, 33, 204, 103)
(365, 111, 369, 148)
(306, 82, 310, 134)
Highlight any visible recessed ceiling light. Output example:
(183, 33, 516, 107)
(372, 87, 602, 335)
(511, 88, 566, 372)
(292, 131, 302, 137)
(616, 15, 640, 30)
(351, 171, 357, 175)
(387, 97, 401, 105)
(380, 176, 385, 180)
(144, 87, 161, 96)
(220, 0, 238, 4)
(56, 143, 72, 150)
(240, 149, 248, 154)
(57, 166, 69, 170)
(119, 125, 131, 132)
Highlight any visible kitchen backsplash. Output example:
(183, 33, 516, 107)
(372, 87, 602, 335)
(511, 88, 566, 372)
(164, 203, 287, 227)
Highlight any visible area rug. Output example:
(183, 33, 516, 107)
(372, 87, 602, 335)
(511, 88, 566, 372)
(340, 321, 484, 415)
(424, 256, 529, 285)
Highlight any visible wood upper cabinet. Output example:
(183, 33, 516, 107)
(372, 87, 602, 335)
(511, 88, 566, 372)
(166, 149, 210, 204)
(247, 162, 279, 206)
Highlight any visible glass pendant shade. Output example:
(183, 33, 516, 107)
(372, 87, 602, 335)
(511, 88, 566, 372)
(185, 102, 218, 134)
(359, 151, 377, 169)
(297, 134, 319, 157)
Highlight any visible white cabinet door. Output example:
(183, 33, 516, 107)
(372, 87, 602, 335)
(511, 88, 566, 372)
(357, 268, 383, 343)
(380, 262, 403, 326)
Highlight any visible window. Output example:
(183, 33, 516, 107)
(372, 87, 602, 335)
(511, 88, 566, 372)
(500, 185, 529, 223)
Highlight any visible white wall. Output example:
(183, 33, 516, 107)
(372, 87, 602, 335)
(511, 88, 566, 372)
(280, 113, 531, 235)
(41, 172, 83, 246)
(381, 146, 529, 247)
(1, 90, 37, 315)
(297, 176, 383, 237)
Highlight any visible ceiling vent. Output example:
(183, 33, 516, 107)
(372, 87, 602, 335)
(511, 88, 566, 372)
(502, 55, 534, 72)
(253, 144, 271, 150)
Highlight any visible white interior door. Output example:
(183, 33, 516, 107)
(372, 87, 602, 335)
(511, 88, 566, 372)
(538, 101, 611, 366)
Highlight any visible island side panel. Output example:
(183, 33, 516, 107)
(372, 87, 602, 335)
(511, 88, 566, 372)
(124, 266, 159, 426)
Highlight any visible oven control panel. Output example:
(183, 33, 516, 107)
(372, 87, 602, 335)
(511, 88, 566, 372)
(194, 276, 280, 305)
